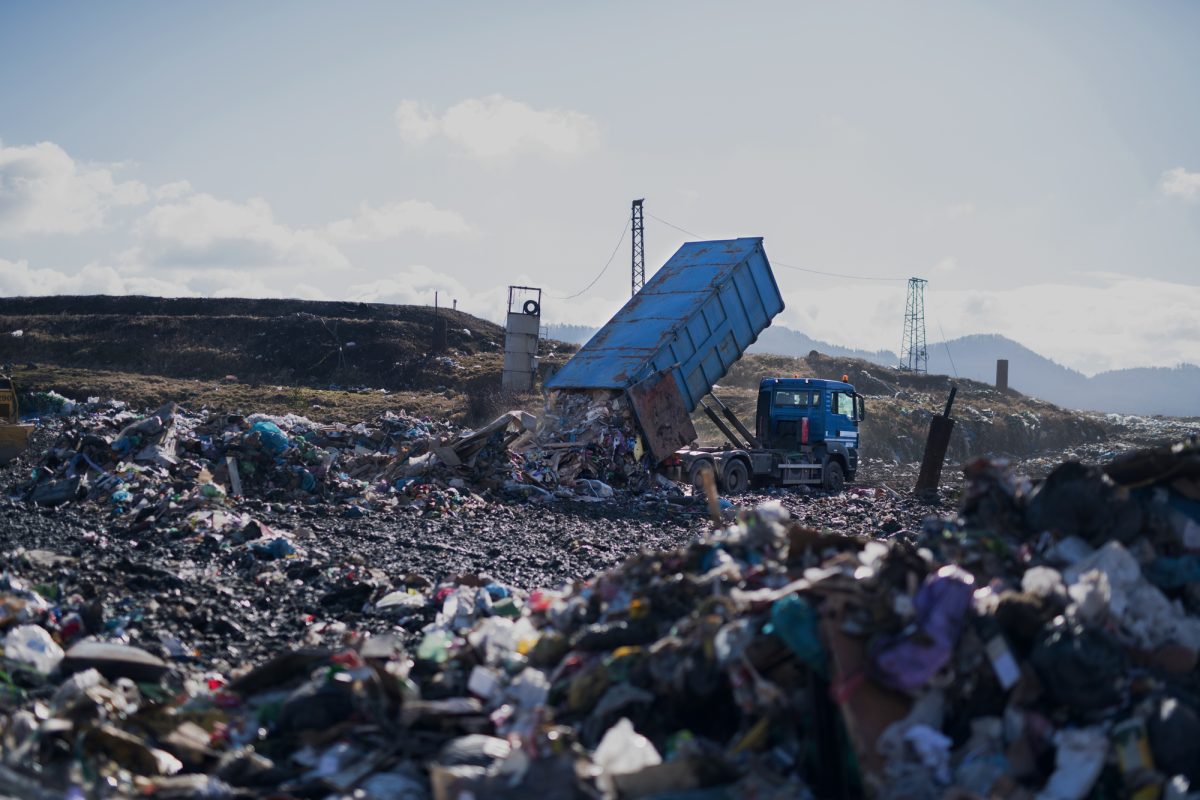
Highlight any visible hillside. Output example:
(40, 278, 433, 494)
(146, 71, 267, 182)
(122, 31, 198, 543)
(0, 295, 572, 395)
(3, 295, 1194, 467)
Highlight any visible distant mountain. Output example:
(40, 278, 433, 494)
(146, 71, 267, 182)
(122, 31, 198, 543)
(767, 328, 1198, 417)
(748, 326, 898, 366)
(548, 321, 1198, 417)
(923, 333, 1200, 417)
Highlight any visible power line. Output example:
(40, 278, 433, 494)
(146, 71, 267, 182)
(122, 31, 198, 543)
(646, 212, 704, 239)
(551, 218, 630, 300)
(646, 211, 907, 282)
(937, 320, 959, 378)
(773, 259, 908, 282)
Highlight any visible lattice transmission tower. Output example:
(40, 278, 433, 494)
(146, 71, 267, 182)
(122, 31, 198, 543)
(631, 198, 645, 296)
(899, 277, 928, 373)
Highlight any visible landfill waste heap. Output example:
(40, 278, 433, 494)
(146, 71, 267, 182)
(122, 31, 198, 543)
(18, 390, 676, 525)
(1, 399, 1199, 797)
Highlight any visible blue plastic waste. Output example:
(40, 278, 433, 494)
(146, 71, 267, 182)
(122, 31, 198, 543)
(1146, 555, 1200, 590)
(484, 582, 511, 600)
(249, 421, 289, 455)
(250, 537, 296, 559)
(766, 594, 826, 675)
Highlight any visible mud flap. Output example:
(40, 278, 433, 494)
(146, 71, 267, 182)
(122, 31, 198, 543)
(627, 371, 698, 464)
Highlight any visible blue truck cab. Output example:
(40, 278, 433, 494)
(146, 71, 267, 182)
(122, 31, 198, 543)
(755, 377, 865, 484)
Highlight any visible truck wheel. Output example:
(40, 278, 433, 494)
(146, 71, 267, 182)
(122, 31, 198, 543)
(689, 460, 715, 493)
(722, 459, 750, 495)
(822, 461, 845, 493)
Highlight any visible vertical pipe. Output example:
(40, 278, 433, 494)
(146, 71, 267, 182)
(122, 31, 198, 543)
(996, 359, 1009, 391)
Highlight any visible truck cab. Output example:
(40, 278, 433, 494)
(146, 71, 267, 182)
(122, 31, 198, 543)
(754, 377, 865, 487)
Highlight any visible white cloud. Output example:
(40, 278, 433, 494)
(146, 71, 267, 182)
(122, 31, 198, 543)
(393, 100, 441, 145)
(130, 192, 349, 271)
(0, 257, 188, 297)
(153, 180, 193, 201)
(0, 256, 333, 301)
(394, 94, 600, 158)
(1160, 167, 1200, 201)
(771, 273, 1200, 374)
(944, 202, 975, 219)
(126, 191, 470, 270)
(324, 200, 470, 242)
(933, 257, 958, 273)
(185, 268, 325, 299)
(349, 265, 497, 310)
(0, 140, 148, 236)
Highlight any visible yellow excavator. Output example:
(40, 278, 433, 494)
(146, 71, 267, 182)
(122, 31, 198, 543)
(0, 376, 33, 463)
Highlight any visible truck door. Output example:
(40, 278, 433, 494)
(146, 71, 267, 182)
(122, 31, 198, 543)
(829, 390, 858, 444)
(806, 390, 826, 445)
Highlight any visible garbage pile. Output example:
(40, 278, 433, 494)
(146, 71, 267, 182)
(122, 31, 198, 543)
(21, 399, 503, 523)
(515, 390, 654, 492)
(19, 394, 668, 524)
(2, 436, 1198, 797)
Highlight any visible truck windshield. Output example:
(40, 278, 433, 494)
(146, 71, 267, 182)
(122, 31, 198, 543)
(774, 391, 812, 408)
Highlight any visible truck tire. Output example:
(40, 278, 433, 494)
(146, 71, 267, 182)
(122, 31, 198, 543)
(689, 460, 715, 494)
(822, 461, 845, 493)
(722, 459, 750, 495)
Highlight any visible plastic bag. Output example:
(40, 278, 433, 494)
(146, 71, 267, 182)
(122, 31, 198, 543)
(4, 624, 64, 673)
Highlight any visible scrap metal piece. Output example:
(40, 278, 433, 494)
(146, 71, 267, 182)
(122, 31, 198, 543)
(915, 386, 957, 495)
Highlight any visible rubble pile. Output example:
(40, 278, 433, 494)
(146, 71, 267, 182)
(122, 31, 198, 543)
(20, 400, 537, 524)
(515, 390, 655, 493)
(1, 426, 1198, 797)
(19, 393, 668, 528)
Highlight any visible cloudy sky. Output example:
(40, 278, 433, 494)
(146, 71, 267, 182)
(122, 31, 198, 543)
(1, 1, 1198, 375)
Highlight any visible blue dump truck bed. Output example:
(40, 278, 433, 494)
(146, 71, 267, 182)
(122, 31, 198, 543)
(547, 238, 784, 413)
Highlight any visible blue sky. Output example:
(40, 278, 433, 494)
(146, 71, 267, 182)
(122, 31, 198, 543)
(2, 1, 1198, 374)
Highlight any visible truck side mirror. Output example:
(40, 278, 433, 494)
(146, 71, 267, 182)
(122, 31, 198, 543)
(856, 393, 866, 421)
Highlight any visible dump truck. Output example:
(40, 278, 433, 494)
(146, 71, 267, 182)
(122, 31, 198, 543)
(547, 237, 864, 493)
(665, 378, 865, 493)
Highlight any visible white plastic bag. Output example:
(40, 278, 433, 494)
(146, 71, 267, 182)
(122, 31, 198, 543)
(4, 624, 64, 674)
